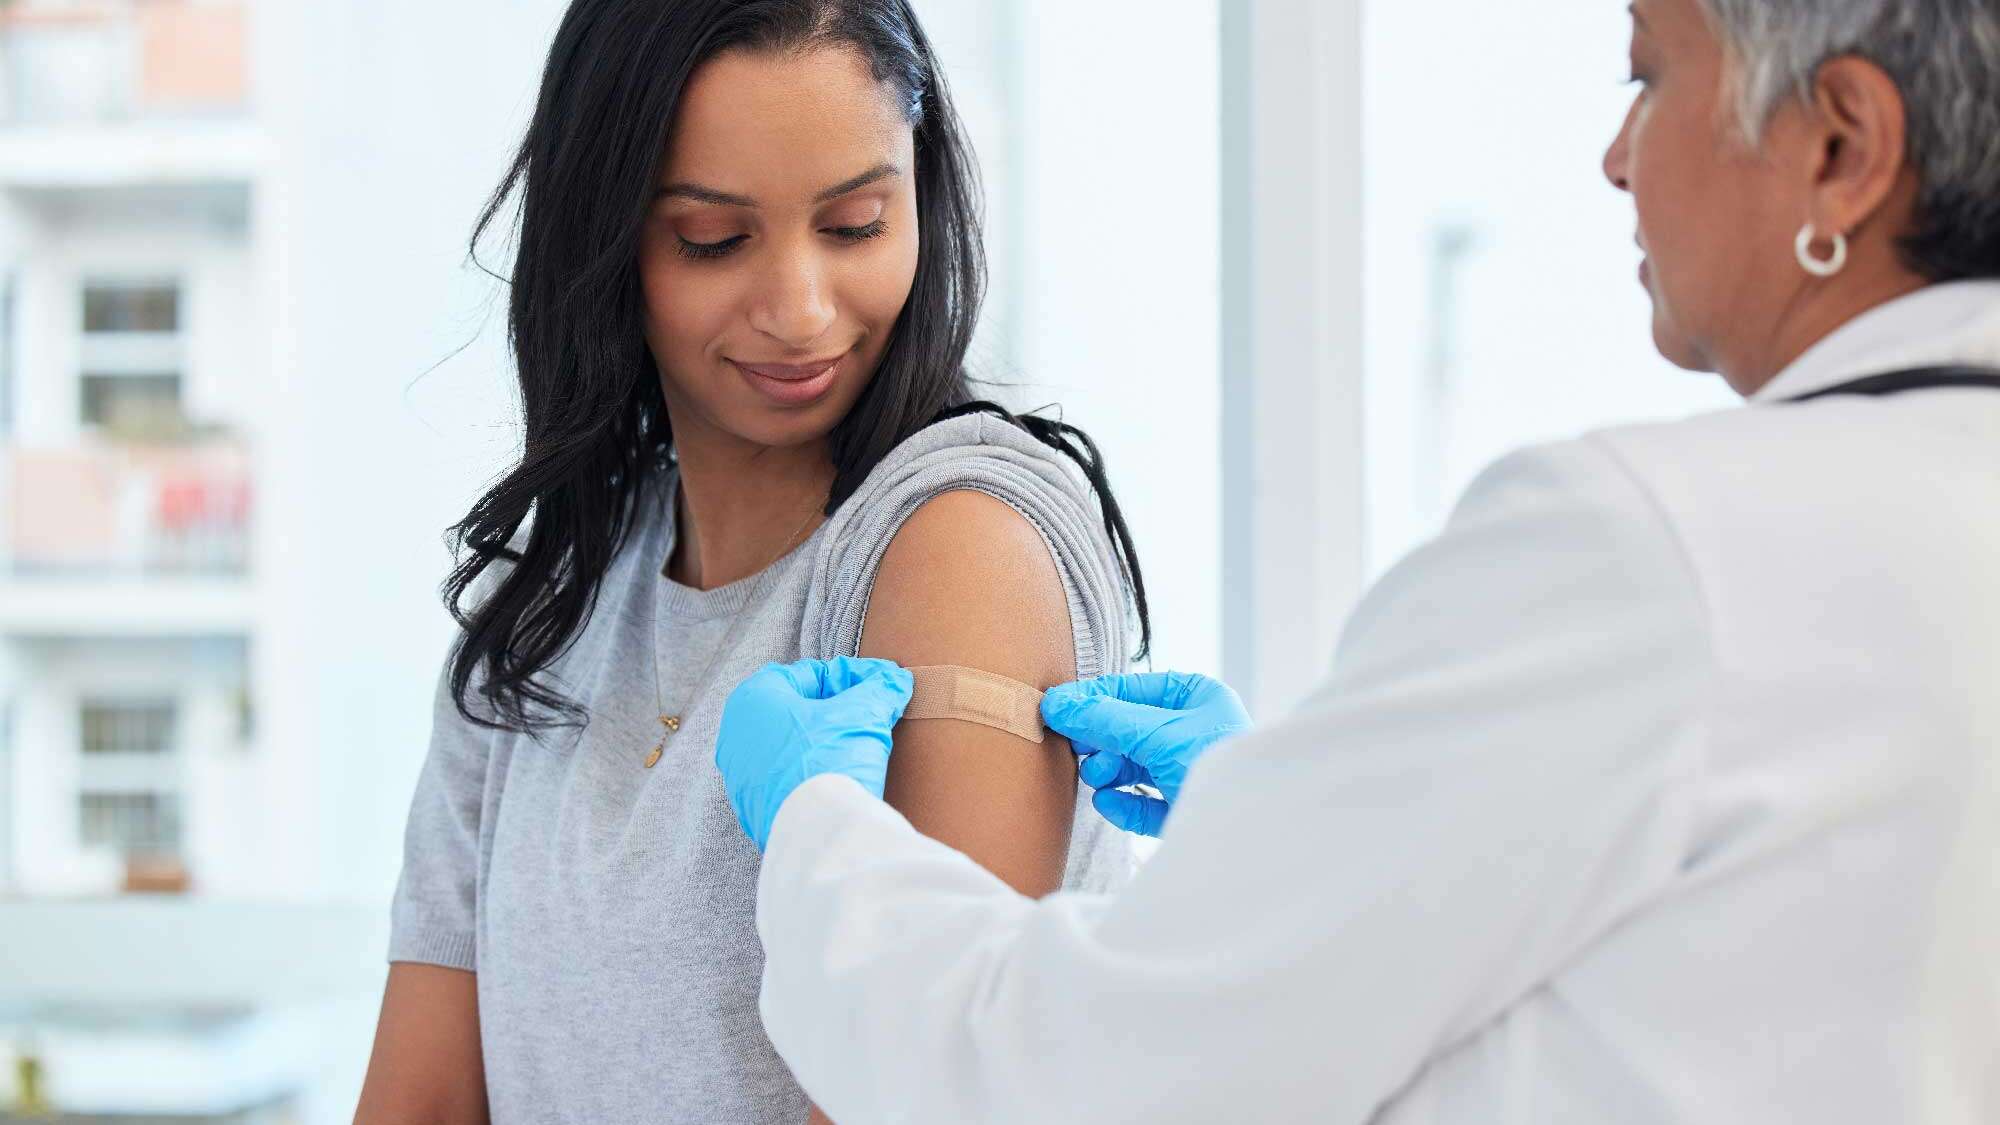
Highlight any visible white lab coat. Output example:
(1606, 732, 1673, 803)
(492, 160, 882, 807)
(755, 281, 2000, 1123)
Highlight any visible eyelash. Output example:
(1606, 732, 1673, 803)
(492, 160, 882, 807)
(674, 220, 890, 262)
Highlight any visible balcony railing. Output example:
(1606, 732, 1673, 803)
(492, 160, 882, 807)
(0, 1, 248, 126)
(4, 442, 251, 576)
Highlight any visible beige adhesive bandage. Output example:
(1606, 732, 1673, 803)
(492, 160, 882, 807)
(903, 665, 1048, 744)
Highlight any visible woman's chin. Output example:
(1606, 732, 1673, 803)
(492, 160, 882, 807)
(713, 393, 853, 453)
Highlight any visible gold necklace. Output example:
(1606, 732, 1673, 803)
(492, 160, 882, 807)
(644, 494, 824, 769)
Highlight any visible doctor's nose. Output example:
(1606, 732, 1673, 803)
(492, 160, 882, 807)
(748, 247, 838, 349)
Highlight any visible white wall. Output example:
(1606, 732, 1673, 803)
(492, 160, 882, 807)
(1362, 0, 1737, 575)
(253, 0, 565, 903)
(907, 0, 1021, 373)
(1005, 0, 1224, 679)
(8, 677, 84, 894)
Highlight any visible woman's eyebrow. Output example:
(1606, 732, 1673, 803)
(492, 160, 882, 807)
(655, 163, 903, 208)
(657, 182, 758, 207)
(814, 162, 901, 203)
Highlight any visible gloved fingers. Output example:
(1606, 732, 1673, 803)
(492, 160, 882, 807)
(1041, 692, 1181, 767)
(759, 658, 834, 699)
(1178, 673, 1251, 720)
(1043, 670, 1202, 712)
(724, 662, 811, 717)
(1077, 751, 1149, 791)
(1091, 787, 1171, 838)
(761, 656, 909, 701)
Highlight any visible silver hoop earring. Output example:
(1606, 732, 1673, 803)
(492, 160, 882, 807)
(1795, 223, 1848, 278)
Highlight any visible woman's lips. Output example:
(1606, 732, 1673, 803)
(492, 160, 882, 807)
(731, 354, 843, 406)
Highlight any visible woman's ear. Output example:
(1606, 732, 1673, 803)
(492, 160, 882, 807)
(1805, 55, 1915, 238)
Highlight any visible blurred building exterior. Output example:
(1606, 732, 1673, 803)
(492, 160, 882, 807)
(0, 0, 259, 903)
(0, 2, 359, 1118)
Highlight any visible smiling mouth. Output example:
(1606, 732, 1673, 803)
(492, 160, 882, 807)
(729, 352, 847, 406)
(732, 356, 843, 381)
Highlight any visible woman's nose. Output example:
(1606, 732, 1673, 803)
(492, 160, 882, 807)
(749, 246, 837, 348)
(1603, 107, 1635, 192)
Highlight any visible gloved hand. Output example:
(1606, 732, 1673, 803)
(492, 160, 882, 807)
(1040, 671, 1252, 838)
(715, 656, 914, 851)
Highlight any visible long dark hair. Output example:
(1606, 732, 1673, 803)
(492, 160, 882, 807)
(447, 0, 1151, 732)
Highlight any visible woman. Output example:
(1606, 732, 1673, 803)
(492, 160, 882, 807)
(353, 1, 1149, 1121)
(719, 0, 2000, 1120)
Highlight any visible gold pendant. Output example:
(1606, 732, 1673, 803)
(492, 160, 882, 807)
(643, 715, 679, 769)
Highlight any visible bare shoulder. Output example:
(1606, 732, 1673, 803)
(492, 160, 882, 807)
(858, 488, 1082, 897)
(859, 488, 1075, 688)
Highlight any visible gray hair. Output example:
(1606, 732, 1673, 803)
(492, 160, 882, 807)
(1697, 0, 2000, 280)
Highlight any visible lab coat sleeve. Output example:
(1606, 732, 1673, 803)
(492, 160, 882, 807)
(756, 436, 1711, 1123)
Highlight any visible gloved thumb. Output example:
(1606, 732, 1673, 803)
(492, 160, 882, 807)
(819, 655, 910, 696)
(827, 662, 916, 728)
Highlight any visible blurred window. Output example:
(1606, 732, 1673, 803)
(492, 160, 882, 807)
(79, 279, 186, 432)
(77, 699, 183, 859)
(81, 699, 176, 755)
(79, 791, 182, 856)
(83, 281, 180, 334)
(79, 371, 182, 429)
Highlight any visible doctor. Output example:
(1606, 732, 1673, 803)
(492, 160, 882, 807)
(715, 0, 2000, 1120)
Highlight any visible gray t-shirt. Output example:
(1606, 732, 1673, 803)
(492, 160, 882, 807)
(387, 413, 1137, 1123)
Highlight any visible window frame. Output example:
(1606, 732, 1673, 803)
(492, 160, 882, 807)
(1218, 0, 1367, 717)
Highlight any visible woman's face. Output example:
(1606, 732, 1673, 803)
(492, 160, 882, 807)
(641, 45, 921, 453)
(1603, 0, 1819, 386)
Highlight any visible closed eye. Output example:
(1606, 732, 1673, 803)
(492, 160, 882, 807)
(673, 221, 888, 262)
(828, 220, 889, 243)
(676, 235, 747, 261)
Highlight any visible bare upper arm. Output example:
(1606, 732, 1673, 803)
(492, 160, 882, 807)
(355, 962, 489, 1125)
(857, 488, 1081, 897)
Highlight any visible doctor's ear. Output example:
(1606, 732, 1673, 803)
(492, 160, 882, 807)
(1801, 55, 1918, 242)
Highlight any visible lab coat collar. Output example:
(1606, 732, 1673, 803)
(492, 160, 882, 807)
(1751, 280, 2000, 403)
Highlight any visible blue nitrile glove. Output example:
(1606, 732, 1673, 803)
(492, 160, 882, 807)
(1040, 671, 1252, 838)
(715, 656, 915, 851)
